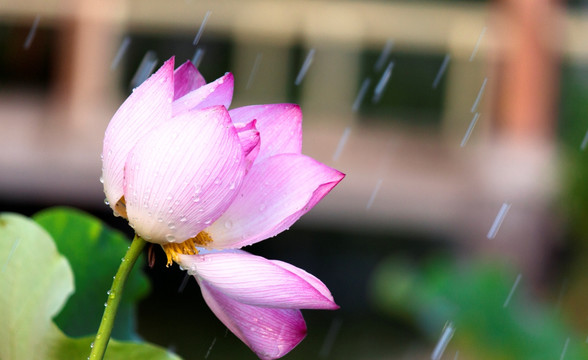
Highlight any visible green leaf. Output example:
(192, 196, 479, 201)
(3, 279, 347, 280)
(49, 324, 180, 360)
(0, 213, 74, 360)
(33, 207, 150, 340)
(0, 212, 181, 360)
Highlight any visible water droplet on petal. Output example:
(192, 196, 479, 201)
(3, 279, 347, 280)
(204, 219, 212, 225)
(192, 195, 200, 203)
(166, 234, 176, 242)
(99, 176, 104, 184)
(168, 222, 176, 230)
(158, 217, 164, 223)
(104, 198, 110, 205)
(259, 204, 266, 212)
(180, 217, 188, 222)
(224, 220, 233, 229)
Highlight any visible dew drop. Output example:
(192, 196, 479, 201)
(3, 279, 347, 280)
(99, 176, 104, 184)
(90, 342, 94, 349)
(168, 222, 176, 230)
(104, 302, 108, 307)
(192, 195, 200, 203)
(166, 234, 176, 242)
(104, 198, 110, 205)
(259, 204, 266, 212)
(229, 182, 236, 190)
(180, 217, 188, 222)
(204, 219, 212, 225)
(224, 220, 233, 229)
(107, 290, 111, 295)
(157, 217, 164, 223)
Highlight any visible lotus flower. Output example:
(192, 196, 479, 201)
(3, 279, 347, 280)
(101, 57, 344, 359)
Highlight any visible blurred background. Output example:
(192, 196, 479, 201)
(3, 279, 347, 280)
(2, 0, 588, 358)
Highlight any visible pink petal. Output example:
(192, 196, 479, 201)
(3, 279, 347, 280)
(102, 58, 175, 210)
(173, 60, 206, 100)
(229, 104, 302, 162)
(172, 73, 234, 116)
(178, 250, 337, 309)
(235, 120, 260, 172)
(205, 154, 345, 248)
(123, 106, 246, 244)
(198, 278, 307, 360)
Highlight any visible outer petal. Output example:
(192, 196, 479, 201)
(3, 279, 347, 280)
(198, 278, 307, 360)
(172, 73, 234, 116)
(173, 60, 206, 100)
(178, 250, 337, 309)
(124, 106, 246, 244)
(235, 120, 260, 172)
(102, 57, 175, 210)
(206, 154, 345, 248)
(229, 104, 302, 162)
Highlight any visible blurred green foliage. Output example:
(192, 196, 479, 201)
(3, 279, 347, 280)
(370, 257, 588, 359)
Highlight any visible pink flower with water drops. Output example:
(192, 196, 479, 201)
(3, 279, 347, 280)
(101, 57, 344, 359)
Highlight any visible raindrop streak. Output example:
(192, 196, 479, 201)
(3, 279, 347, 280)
(470, 77, 488, 113)
(431, 322, 455, 360)
(460, 112, 480, 148)
(432, 54, 451, 89)
(1, 238, 20, 273)
(193, 10, 212, 46)
(560, 337, 570, 360)
(372, 61, 394, 103)
(246, 53, 263, 90)
(111, 36, 131, 70)
(130, 51, 158, 89)
(332, 127, 351, 162)
(366, 179, 383, 210)
(487, 202, 511, 239)
(580, 129, 588, 150)
(23, 15, 40, 50)
(191, 48, 206, 68)
(374, 39, 394, 72)
(503, 273, 522, 308)
(352, 78, 371, 112)
(319, 318, 342, 359)
(204, 337, 217, 359)
(177, 272, 190, 293)
(295, 48, 316, 86)
(469, 26, 487, 62)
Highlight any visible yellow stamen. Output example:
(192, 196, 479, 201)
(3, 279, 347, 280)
(161, 231, 213, 267)
(115, 197, 128, 219)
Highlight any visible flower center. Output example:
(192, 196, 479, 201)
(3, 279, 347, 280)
(161, 231, 213, 267)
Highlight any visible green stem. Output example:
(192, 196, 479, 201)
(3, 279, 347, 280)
(88, 234, 146, 360)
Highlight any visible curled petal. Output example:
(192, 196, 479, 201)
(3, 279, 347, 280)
(173, 60, 206, 100)
(206, 154, 345, 248)
(229, 104, 302, 161)
(235, 120, 260, 172)
(198, 278, 307, 360)
(179, 250, 337, 309)
(124, 106, 246, 244)
(172, 73, 234, 116)
(102, 57, 175, 210)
